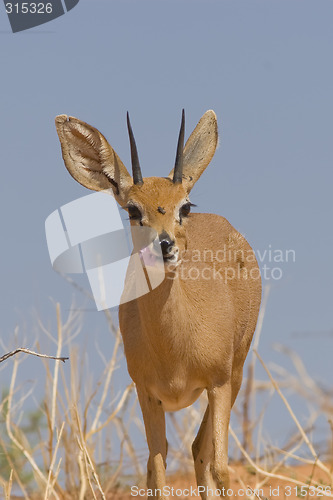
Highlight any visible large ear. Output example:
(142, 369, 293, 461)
(55, 115, 132, 205)
(168, 110, 218, 193)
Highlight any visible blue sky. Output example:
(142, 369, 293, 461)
(1, 0, 332, 448)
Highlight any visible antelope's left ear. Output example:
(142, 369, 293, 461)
(168, 110, 218, 193)
(55, 115, 133, 205)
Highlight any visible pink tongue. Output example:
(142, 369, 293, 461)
(140, 246, 157, 266)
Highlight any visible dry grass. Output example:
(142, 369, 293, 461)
(0, 303, 137, 498)
(0, 291, 332, 498)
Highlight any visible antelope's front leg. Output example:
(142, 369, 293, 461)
(193, 383, 232, 499)
(208, 382, 232, 498)
(137, 386, 168, 499)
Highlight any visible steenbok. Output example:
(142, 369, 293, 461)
(55, 110, 261, 499)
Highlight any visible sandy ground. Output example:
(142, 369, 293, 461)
(8, 462, 332, 499)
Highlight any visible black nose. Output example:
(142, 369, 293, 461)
(159, 231, 174, 256)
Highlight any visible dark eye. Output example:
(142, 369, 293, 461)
(128, 205, 142, 221)
(179, 202, 195, 222)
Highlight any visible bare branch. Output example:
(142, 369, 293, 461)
(0, 348, 68, 364)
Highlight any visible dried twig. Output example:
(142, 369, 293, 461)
(75, 406, 106, 500)
(254, 349, 332, 481)
(5, 358, 60, 499)
(0, 348, 68, 364)
(229, 425, 333, 497)
(44, 422, 64, 500)
(90, 328, 122, 436)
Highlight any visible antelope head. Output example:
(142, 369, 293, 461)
(55, 110, 218, 264)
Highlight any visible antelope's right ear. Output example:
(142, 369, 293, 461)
(55, 115, 132, 205)
(168, 110, 218, 193)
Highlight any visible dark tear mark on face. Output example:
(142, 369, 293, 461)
(158, 206, 166, 214)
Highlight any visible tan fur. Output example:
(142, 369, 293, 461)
(55, 110, 262, 499)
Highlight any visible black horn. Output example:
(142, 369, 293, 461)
(127, 112, 143, 185)
(173, 109, 185, 184)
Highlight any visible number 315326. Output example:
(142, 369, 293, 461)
(5, 3, 53, 14)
